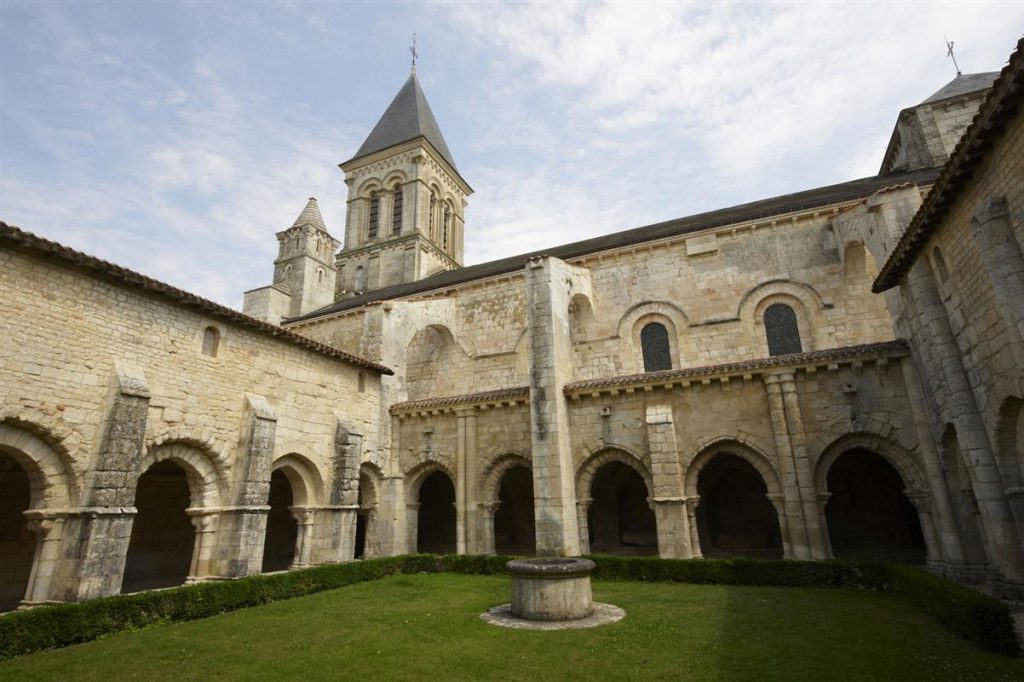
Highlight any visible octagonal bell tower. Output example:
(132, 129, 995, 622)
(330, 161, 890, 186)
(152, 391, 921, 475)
(335, 69, 472, 297)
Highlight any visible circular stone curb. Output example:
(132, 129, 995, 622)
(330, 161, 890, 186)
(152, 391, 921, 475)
(480, 602, 625, 630)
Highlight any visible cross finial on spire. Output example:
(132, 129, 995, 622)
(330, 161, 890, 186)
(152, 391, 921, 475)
(945, 37, 962, 77)
(410, 33, 418, 73)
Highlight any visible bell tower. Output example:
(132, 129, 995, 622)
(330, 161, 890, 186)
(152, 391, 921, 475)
(335, 70, 472, 296)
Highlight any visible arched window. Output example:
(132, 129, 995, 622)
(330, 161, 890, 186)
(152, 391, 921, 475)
(764, 304, 802, 356)
(391, 186, 403, 235)
(429, 192, 437, 240)
(367, 192, 380, 240)
(442, 206, 451, 250)
(201, 326, 219, 357)
(640, 322, 672, 372)
(354, 266, 367, 292)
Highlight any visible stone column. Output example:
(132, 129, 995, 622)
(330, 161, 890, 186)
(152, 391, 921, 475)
(289, 506, 315, 568)
(215, 394, 276, 578)
(406, 502, 420, 554)
(972, 197, 1024, 366)
(903, 259, 1024, 578)
(814, 493, 834, 559)
(904, 489, 941, 565)
(479, 501, 499, 555)
(525, 256, 589, 556)
(320, 423, 362, 563)
(575, 499, 592, 555)
(778, 373, 830, 560)
(901, 359, 964, 564)
(645, 404, 691, 558)
(187, 510, 220, 582)
(20, 513, 67, 606)
(455, 408, 478, 554)
(766, 493, 792, 558)
(64, 360, 150, 601)
(685, 497, 702, 558)
(762, 374, 811, 559)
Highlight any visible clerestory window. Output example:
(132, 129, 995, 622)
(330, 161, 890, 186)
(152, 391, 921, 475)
(641, 322, 672, 372)
(764, 303, 802, 356)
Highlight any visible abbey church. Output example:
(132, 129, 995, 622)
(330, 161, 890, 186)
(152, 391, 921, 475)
(1, 37, 1022, 611)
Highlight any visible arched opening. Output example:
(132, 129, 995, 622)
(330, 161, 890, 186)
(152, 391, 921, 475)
(391, 185, 404, 235)
(123, 460, 195, 593)
(640, 322, 672, 372)
(764, 303, 802, 356)
(416, 471, 456, 554)
(588, 461, 657, 555)
(262, 469, 298, 573)
(695, 454, 782, 558)
(0, 452, 35, 611)
(941, 427, 988, 562)
(825, 449, 926, 563)
(354, 265, 367, 292)
(405, 325, 460, 401)
(201, 326, 219, 357)
(355, 471, 378, 560)
(493, 465, 535, 555)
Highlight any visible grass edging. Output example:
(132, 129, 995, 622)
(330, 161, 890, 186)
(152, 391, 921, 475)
(0, 555, 1017, 660)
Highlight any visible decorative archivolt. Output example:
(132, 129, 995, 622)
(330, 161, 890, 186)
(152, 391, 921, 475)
(147, 426, 231, 470)
(575, 445, 654, 499)
(138, 440, 227, 508)
(480, 452, 532, 503)
(404, 459, 455, 499)
(683, 437, 782, 498)
(0, 418, 79, 508)
(813, 432, 926, 493)
(359, 461, 384, 509)
(271, 452, 325, 507)
(735, 279, 828, 321)
(615, 300, 689, 340)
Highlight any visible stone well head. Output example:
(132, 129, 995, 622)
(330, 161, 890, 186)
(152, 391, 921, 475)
(506, 557, 595, 621)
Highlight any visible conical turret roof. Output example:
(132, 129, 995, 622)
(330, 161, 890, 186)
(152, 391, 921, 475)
(291, 197, 327, 232)
(348, 71, 458, 170)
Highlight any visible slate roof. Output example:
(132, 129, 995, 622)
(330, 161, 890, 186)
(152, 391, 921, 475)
(0, 223, 393, 375)
(874, 36, 1024, 291)
(288, 167, 940, 324)
(921, 71, 1000, 105)
(346, 71, 459, 172)
(290, 197, 327, 232)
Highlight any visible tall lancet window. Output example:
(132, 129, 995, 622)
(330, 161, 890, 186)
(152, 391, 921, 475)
(429, 192, 437, 240)
(764, 303, 802, 356)
(391, 186, 403, 235)
(368, 192, 380, 240)
(442, 207, 451, 250)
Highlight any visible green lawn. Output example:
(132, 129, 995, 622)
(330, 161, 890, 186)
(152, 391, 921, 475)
(1, 574, 1021, 681)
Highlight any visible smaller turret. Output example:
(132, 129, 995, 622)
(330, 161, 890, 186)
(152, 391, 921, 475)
(243, 198, 340, 324)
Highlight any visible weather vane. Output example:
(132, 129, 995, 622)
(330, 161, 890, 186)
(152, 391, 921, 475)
(945, 37, 962, 77)
(410, 33, 418, 72)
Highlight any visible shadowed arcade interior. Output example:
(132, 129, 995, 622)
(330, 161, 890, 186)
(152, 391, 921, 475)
(696, 454, 783, 558)
(825, 448, 926, 564)
(122, 460, 195, 593)
(588, 461, 657, 555)
(0, 452, 35, 612)
(417, 470, 456, 554)
(493, 465, 536, 555)
(262, 469, 298, 573)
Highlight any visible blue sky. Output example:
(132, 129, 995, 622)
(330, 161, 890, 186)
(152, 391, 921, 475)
(2, 2, 1022, 308)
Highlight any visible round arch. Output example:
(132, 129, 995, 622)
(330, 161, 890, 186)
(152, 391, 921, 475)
(271, 453, 325, 507)
(576, 446, 653, 498)
(814, 433, 926, 495)
(684, 439, 782, 498)
(0, 420, 77, 509)
(138, 441, 225, 509)
(480, 453, 532, 503)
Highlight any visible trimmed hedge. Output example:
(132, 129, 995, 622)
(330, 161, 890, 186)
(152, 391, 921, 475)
(0, 555, 1018, 660)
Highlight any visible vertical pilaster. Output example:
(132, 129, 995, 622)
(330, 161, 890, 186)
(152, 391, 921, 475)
(645, 404, 691, 558)
(525, 256, 584, 556)
(762, 374, 811, 559)
(62, 360, 150, 601)
(317, 423, 362, 563)
(214, 394, 276, 579)
(778, 372, 830, 559)
(456, 409, 478, 554)
(972, 197, 1024, 364)
(904, 259, 1024, 578)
